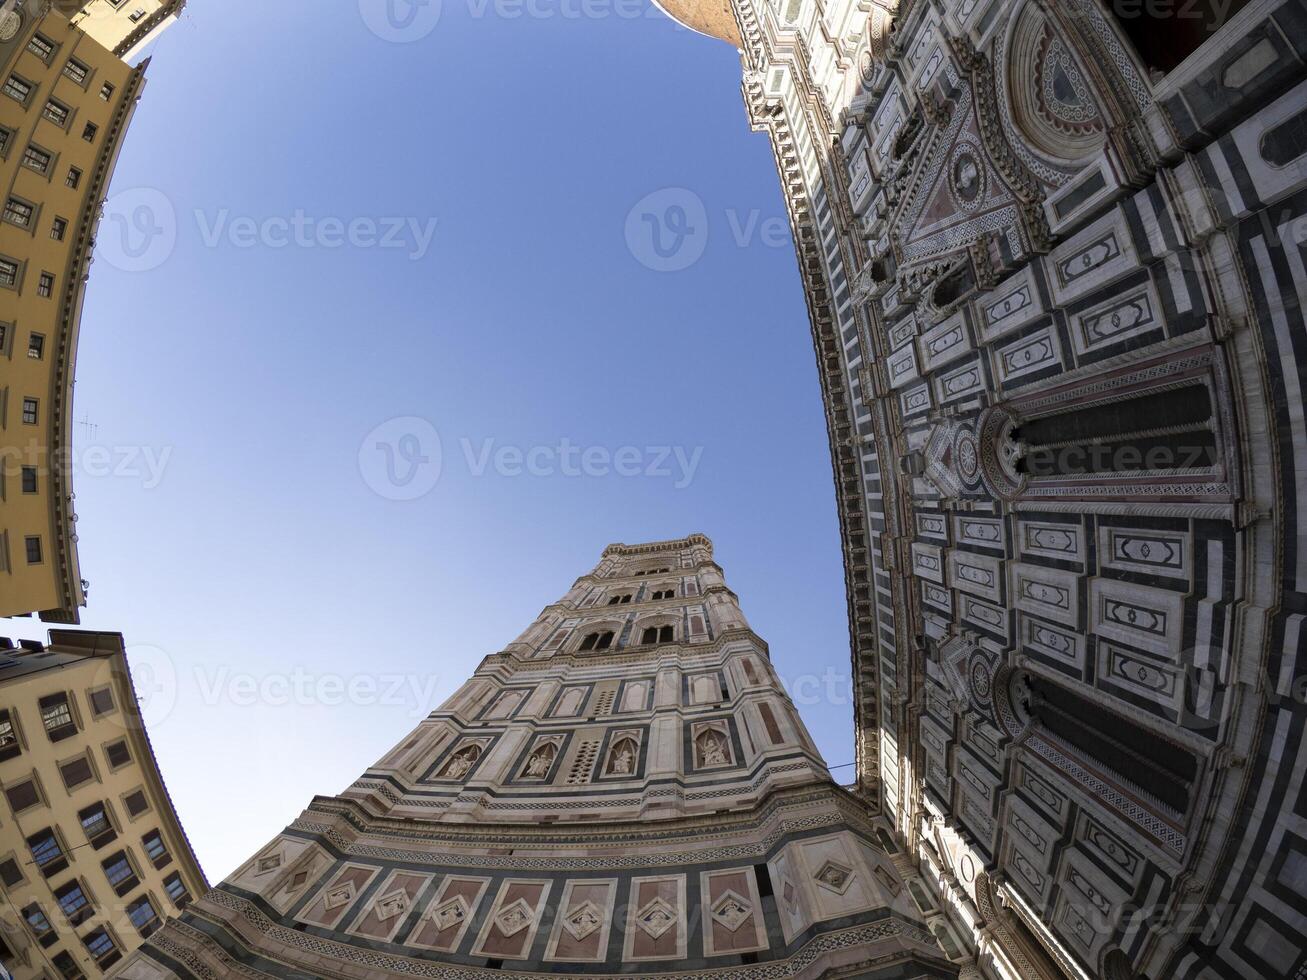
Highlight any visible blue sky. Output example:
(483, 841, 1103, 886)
(30, 0, 855, 879)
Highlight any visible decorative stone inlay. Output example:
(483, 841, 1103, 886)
(814, 860, 855, 895)
(561, 900, 602, 941)
(431, 896, 469, 931)
(372, 889, 409, 921)
(710, 890, 753, 932)
(254, 852, 283, 875)
(494, 898, 535, 937)
(635, 896, 677, 939)
(323, 881, 356, 911)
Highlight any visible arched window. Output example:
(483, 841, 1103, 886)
(640, 625, 674, 645)
(620, 682, 647, 713)
(607, 594, 632, 605)
(651, 589, 675, 600)
(578, 631, 614, 652)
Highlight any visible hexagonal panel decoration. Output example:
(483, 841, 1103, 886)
(373, 889, 410, 921)
(323, 881, 357, 911)
(710, 889, 753, 932)
(814, 859, 855, 895)
(494, 897, 535, 938)
(561, 900, 602, 941)
(635, 896, 677, 939)
(432, 895, 469, 931)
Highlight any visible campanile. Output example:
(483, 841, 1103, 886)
(119, 535, 955, 978)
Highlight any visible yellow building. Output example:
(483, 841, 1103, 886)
(0, 629, 206, 978)
(64, 2, 186, 63)
(0, 3, 150, 622)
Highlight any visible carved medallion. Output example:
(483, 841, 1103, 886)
(635, 896, 677, 939)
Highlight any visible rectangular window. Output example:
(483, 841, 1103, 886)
(4, 778, 39, 812)
(79, 802, 114, 846)
(89, 687, 114, 715)
(22, 467, 38, 493)
(27, 829, 66, 876)
(81, 122, 97, 142)
(82, 925, 118, 967)
(51, 216, 67, 240)
(24, 537, 42, 565)
(37, 271, 54, 296)
(142, 829, 169, 866)
(63, 59, 89, 85)
(0, 858, 22, 887)
(130, 7, 147, 21)
(26, 33, 54, 61)
(124, 789, 148, 816)
(41, 100, 69, 127)
(0, 127, 9, 155)
(20, 145, 51, 174)
(54, 880, 91, 924)
(163, 871, 189, 904)
(27, 334, 43, 359)
(2, 75, 32, 103)
(39, 693, 74, 740)
(22, 398, 38, 424)
(59, 756, 94, 789)
(0, 258, 17, 288)
(127, 896, 159, 934)
(65, 167, 80, 188)
(23, 904, 55, 945)
(101, 851, 138, 895)
(52, 951, 82, 978)
(3, 198, 34, 228)
(100, 82, 115, 101)
(0, 710, 19, 762)
(105, 739, 130, 768)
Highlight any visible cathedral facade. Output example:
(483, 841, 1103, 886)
(116, 536, 956, 978)
(644, 0, 1307, 977)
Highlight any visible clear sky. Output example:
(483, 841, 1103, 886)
(19, 0, 856, 879)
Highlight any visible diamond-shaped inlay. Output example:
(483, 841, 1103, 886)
(373, 888, 410, 921)
(254, 852, 283, 875)
(432, 895, 469, 931)
(494, 898, 535, 938)
(323, 881, 357, 911)
(781, 879, 797, 909)
(814, 860, 854, 895)
(635, 896, 677, 939)
(710, 889, 752, 933)
(561, 900, 602, 941)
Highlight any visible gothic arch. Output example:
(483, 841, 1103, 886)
(1004, 1, 1109, 170)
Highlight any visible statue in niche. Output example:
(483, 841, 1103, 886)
(524, 744, 555, 778)
(607, 739, 636, 775)
(440, 744, 480, 780)
(699, 731, 729, 767)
